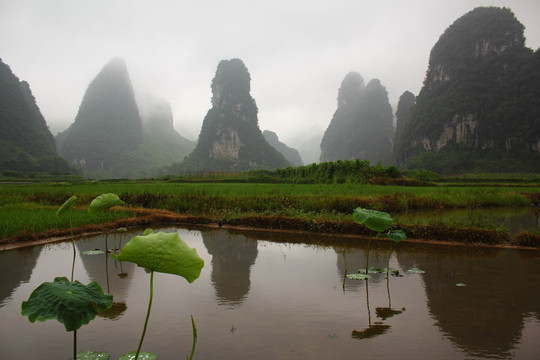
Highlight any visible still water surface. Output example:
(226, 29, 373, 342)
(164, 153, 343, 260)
(0, 227, 539, 359)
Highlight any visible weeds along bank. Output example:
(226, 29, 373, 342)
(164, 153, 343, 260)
(0, 180, 539, 247)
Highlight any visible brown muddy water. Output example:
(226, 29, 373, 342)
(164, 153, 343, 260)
(0, 227, 539, 359)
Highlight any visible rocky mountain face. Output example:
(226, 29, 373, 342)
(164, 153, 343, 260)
(263, 130, 303, 166)
(58, 58, 194, 178)
(0, 58, 71, 173)
(394, 7, 540, 173)
(177, 58, 290, 172)
(320, 72, 394, 165)
(58, 57, 144, 176)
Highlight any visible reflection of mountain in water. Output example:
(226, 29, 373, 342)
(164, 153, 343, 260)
(409, 249, 540, 358)
(0, 246, 42, 307)
(76, 235, 135, 320)
(202, 230, 258, 307)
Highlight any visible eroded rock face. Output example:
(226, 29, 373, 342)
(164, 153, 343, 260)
(393, 7, 540, 173)
(180, 59, 289, 172)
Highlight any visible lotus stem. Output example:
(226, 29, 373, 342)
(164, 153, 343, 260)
(73, 330, 77, 360)
(70, 216, 75, 282)
(189, 315, 197, 360)
(135, 271, 154, 360)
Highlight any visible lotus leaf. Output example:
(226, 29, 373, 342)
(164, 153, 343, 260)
(352, 208, 394, 232)
(21, 277, 113, 331)
(456, 283, 467, 287)
(88, 193, 125, 214)
(112, 231, 204, 283)
(117, 227, 128, 233)
(346, 273, 371, 280)
(70, 351, 110, 360)
(387, 229, 407, 243)
(57, 196, 77, 216)
(118, 352, 157, 360)
(406, 268, 426, 274)
(83, 249, 105, 255)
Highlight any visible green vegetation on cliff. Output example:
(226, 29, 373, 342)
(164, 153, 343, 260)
(171, 59, 290, 173)
(0, 58, 71, 174)
(394, 7, 540, 173)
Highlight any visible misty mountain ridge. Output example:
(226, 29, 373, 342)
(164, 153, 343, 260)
(263, 130, 303, 166)
(320, 72, 394, 165)
(57, 57, 194, 178)
(393, 6, 540, 173)
(0, 58, 71, 174)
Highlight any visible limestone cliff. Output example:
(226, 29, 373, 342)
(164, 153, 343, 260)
(177, 59, 290, 172)
(263, 130, 303, 166)
(394, 7, 540, 173)
(0, 58, 71, 173)
(320, 72, 394, 164)
(59, 57, 144, 175)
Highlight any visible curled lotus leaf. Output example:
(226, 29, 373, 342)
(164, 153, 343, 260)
(118, 352, 157, 360)
(112, 230, 204, 283)
(21, 277, 113, 332)
(57, 196, 77, 216)
(353, 208, 394, 233)
(88, 193, 125, 214)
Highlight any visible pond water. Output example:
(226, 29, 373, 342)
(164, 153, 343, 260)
(1, 227, 539, 359)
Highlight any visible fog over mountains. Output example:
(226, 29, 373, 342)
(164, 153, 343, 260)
(1, 5, 539, 176)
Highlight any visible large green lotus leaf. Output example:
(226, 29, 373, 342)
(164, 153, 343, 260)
(70, 351, 110, 360)
(118, 352, 157, 360)
(57, 196, 77, 216)
(21, 277, 113, 331)
(387, 229, 407, 243)
(87, 193, 125, 214)
(112, 231, 204, 283)
(352, 208, 394, 232)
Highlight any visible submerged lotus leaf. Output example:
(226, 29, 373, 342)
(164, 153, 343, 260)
(70, 351, 110, 360)
(88, 193, 125, 214)
(352, 208, 394, 232)
(118, 352, 157, 360)
(112, 231, 204, 283)
(83, 249, 105, 256)
(57, 196, 77, 216)
(21, 277, 113, 332)
(406, 268, 426, 274)
(387, 229, 407, 243)
(346, 273, 371, 280)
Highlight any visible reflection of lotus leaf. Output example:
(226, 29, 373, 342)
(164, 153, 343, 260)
(71, 351, 110, 359)
(353, 208, 394, 232)
(112, 230, 204, 283)
(118, 351, 156, 360)
(98, 301, 127, 321)
(83, 249, 105, 256)
(21, 277, 113, 331)
(376, 307, 406, 320)
(351, 323, 391, 339)
(88, 193, 125, 214)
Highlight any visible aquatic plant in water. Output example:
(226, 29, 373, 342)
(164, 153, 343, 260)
(21, 277, 113, 359)
(112, 229, 204, 360)
(57, 195, 78, 281)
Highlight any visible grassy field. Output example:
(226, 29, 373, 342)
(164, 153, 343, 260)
(1, 179, 539, 245)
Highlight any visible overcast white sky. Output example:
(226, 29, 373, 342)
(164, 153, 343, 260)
(1, 0, 539, 144)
